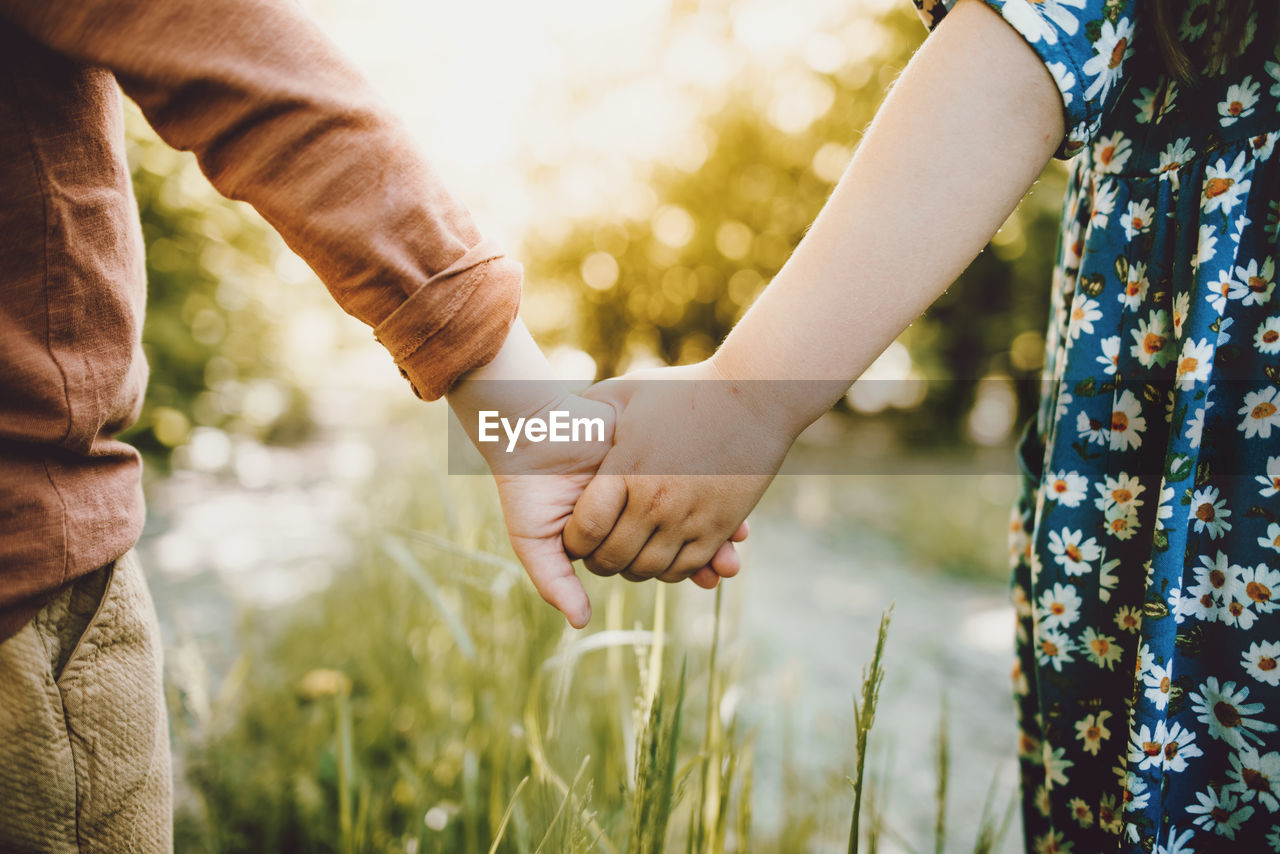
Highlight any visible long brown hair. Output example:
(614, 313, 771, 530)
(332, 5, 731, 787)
(1151, 0, 1256, 82)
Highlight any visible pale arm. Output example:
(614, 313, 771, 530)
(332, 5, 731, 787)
(714, 0, 1064, 426)
(565, 0, 1067, 575)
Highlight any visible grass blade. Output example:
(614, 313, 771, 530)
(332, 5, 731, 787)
(380, 535, 477, 661)
(848, 605, 893, 854)
(487, 776, 529, 854)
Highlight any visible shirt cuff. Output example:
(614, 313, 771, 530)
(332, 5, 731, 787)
(373, 241, 523, 401)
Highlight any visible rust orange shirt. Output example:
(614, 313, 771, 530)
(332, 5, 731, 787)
(0, 0, 522, 639)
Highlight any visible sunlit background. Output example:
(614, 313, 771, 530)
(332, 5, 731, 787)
(125, 1, 1071, 851)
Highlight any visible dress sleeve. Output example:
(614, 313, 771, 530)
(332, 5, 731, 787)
(911, 0, 1140, 157)
(0, 0, 522, 401)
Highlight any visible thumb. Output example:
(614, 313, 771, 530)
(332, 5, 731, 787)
(581, 375, 636, 414)
(512, 535, 592, 629)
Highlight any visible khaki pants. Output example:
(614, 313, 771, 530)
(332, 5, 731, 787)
(0, 552, 172, 853)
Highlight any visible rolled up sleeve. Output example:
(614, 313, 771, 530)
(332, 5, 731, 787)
(0, 0, 520, 399)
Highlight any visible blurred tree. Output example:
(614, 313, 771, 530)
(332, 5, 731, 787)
(526, 4, 1067, 444)
(123, 108, 311, 469)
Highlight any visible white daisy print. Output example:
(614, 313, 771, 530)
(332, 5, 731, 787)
(1077, 408, 1110, 445)
(1093, 131, 1132, 173)
(1187, 787, 1255, 840)
(1189, 487, 1233, 540)
(1186, 404, 1209, 449)
(1129, 721, 1201, 773)
(1075, 710, 1112, 757)
(1257, 318, 1280, 354)
(1043, 741, 1075, 787)
(1118, 262, 1148, 310)
(1091, 175, 1118, 227)
(1046, 61, 1076, 106)
(1172, 291, 1190, 339)
(1048, 527, 1101, 576)
(998, 0, 1085, 46)
(1054, 390, 1073, 423)
(1114, 605, 1141, 634)
(1203, 151, 1254, 216)
(1154, 481, 1175, 531)
(1104, 502, 1139, 540)
(1258, 456, 1280, 497)
(1109, 389, 1148, 451)
(1240, 386, 1280, 439)
(1036, 627, 1075, 672)
(1232, 257, 1276, 306)
(1130, 309, 1174, 368)
(1243, 641, 1280, 687)
(1046, 470, 1089, 507)
(1124, 771, 1150, 812)
(1176, 337, 1215, 390)
(1082, 17, 1135, 103)
(1193, 223, 1218, 269)
(1242, 564, 1280, 614)
(1038, 582, 1083, 630)
(1068, 293, 1102, 340)
(1097, 335, 1121, 374)
(1081, 626, 1123, 670)
(1157, 137, 1194, 184)
(1098, 556, 1119, 603)
(1144, 660, 1174, 709)
(1160, 722, 1203, 773)
(1154, 826, 1196, 854)
(1093, 472, 1145, 512)
(1207, 269, 1236, 314)
(1189, 677, 1278, 748)
(1251, 132, 1277, 161)
(1223, 595, 1259, 631)
(1121, 199, 1155, 241)
(1219, 76, 1262, 126)
(1227, 746, 1280, 811)
(1190, 550, 1243, 608)
(1259, 523, 1280, 555)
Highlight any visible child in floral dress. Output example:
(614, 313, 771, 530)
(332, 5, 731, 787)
(943, 1, 1280, 850)
(564, 0, 1280, 850)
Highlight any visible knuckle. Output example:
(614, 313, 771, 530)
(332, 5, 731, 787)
(576, 514, 612, 544)
(586, 553, 624, 575)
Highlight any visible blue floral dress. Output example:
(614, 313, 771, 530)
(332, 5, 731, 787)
(911, 1, 1280, 852)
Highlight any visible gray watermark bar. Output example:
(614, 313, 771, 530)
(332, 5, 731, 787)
(447, 378, 1278, 476)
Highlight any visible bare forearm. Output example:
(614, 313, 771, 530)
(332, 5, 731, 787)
(713, 0, 1063, 434)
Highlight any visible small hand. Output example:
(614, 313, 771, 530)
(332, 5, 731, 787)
(563, 361, 793, 583)
(492, 392, 732, 629)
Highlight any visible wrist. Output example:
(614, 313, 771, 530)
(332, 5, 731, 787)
(704, 354, 825, 444)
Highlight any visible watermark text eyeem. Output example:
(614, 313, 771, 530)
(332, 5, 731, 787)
(477, 410, 607, 453)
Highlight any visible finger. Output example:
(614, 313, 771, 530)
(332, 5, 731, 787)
(620, 570, 647, 583)
(690, 567, 721, 589)
(665, 538, 721, 580)
(581, 376, 634, 413)
(731, 520, 749, 542)
(512, 537, 591, 628)
(564, 474, 627, 560)
(626, 527, 686, 578)
(584, 508, 655, 577)
(709, 540, 742, 578)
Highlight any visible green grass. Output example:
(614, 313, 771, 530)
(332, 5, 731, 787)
(169, 462, 1015, 853)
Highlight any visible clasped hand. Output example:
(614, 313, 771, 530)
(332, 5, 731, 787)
(489, 360, 793, 629)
